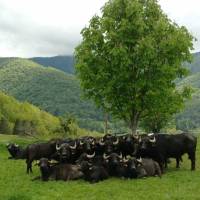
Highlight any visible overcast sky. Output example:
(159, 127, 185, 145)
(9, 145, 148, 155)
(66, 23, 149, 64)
(0, 0, 199, 57)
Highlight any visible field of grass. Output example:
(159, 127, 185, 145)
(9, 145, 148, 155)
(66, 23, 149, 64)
(0, 134, 200, 200)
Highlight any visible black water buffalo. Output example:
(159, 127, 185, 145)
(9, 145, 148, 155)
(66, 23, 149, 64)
(137, 133, 197, 172)
(122, 158, 138, 179)
(26, 139, 62, 173)
(6, 143, 27, 159)
(34, 158, 83, 181)
(55, 139, 77, 163)
(80, 161, 109, 183)
(77, 136, 96, 155)
(98, 134, 120, 155)
(75, 152, 97, 165)
(119, 134, 139, 158)
(103, 153, 126, 177)
(135, 158, 162, 178)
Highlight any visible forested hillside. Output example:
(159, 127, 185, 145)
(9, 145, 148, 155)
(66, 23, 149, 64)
(174, 52, 200, 130)
(0, 91, 60, 135)
(185, 52, 200, 74)
(1, 53, 200, 132)
(176, 72, 200, 130)
(30, 56, 74, 74)
(0, 58, 104, 131)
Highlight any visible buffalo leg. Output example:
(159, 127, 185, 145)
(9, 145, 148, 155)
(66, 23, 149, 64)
(26, 159, 33, 174)
(160, 162, 164, 173)
(26, 160, 29, 173)
(176, 158, 180, 168)
(188, 151, 196, 170)
(190, 154, 195, 171)
(158, 156, 165, 173)
(191, 159, 195, 171)
(164, 158, 168, 169)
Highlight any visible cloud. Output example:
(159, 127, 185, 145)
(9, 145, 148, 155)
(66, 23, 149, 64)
(0, 0, 199, 57)
(159, 0, 200, 51)
(0, 0, 106, 57)
(0, 2, 80, 57)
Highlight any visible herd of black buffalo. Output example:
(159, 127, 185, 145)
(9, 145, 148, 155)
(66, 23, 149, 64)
(6, 132, 197, 183)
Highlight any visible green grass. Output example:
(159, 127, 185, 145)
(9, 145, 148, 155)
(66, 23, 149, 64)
(0, 134, 200, 200)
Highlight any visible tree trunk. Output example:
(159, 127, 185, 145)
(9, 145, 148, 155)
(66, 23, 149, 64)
(130, 113, 140, 134)
(104, 112, 108, 134)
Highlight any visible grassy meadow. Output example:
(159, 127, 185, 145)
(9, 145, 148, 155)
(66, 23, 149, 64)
(0, 134, 200, 200)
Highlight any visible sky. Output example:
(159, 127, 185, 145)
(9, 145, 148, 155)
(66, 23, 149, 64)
(0, 0, 199, 57)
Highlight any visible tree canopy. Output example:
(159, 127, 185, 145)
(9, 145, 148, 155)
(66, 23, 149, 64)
(75, 0, 194, 133)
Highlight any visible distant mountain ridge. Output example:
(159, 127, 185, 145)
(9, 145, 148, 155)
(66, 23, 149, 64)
(1, 52, 199, 76)
(29, 52, 200, 75)
(30, 55, 74, 74)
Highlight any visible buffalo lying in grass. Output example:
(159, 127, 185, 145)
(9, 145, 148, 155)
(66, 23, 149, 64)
(134, 158, 162, 178)
(80, 160, 109, 183)
(33, 158, 83, 181)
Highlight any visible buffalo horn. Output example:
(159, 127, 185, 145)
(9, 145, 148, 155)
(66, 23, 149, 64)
(149, 136, 156, 143)
(99, 138, 105, 146)
(91, 140, 95, 145)
(113, 137, 119, 145)
(133, 134, 139, 140)
(137, 157, 142, 163)
(56, 143, 61, 151)
(34, 161, 39, 166)
(50, 160, 58, 165)
(86, 151, 95, 159)
(14, 143, 19, 147)
(70, 141, 77, 150)
(148, 133, 154, 137)
(123, 157, 129, 162)
(103, 153, 110, 160)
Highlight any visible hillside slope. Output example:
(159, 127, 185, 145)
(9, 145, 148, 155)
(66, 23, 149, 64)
(0, 58, 103, 131)
(30, 55, 74, 74)
(176, 71, 200, 130)
(0, 91, 60, 135)
(185, 52, 200, 74)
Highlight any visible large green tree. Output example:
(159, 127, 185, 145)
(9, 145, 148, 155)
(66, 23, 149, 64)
(75, 0, 194, 133)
